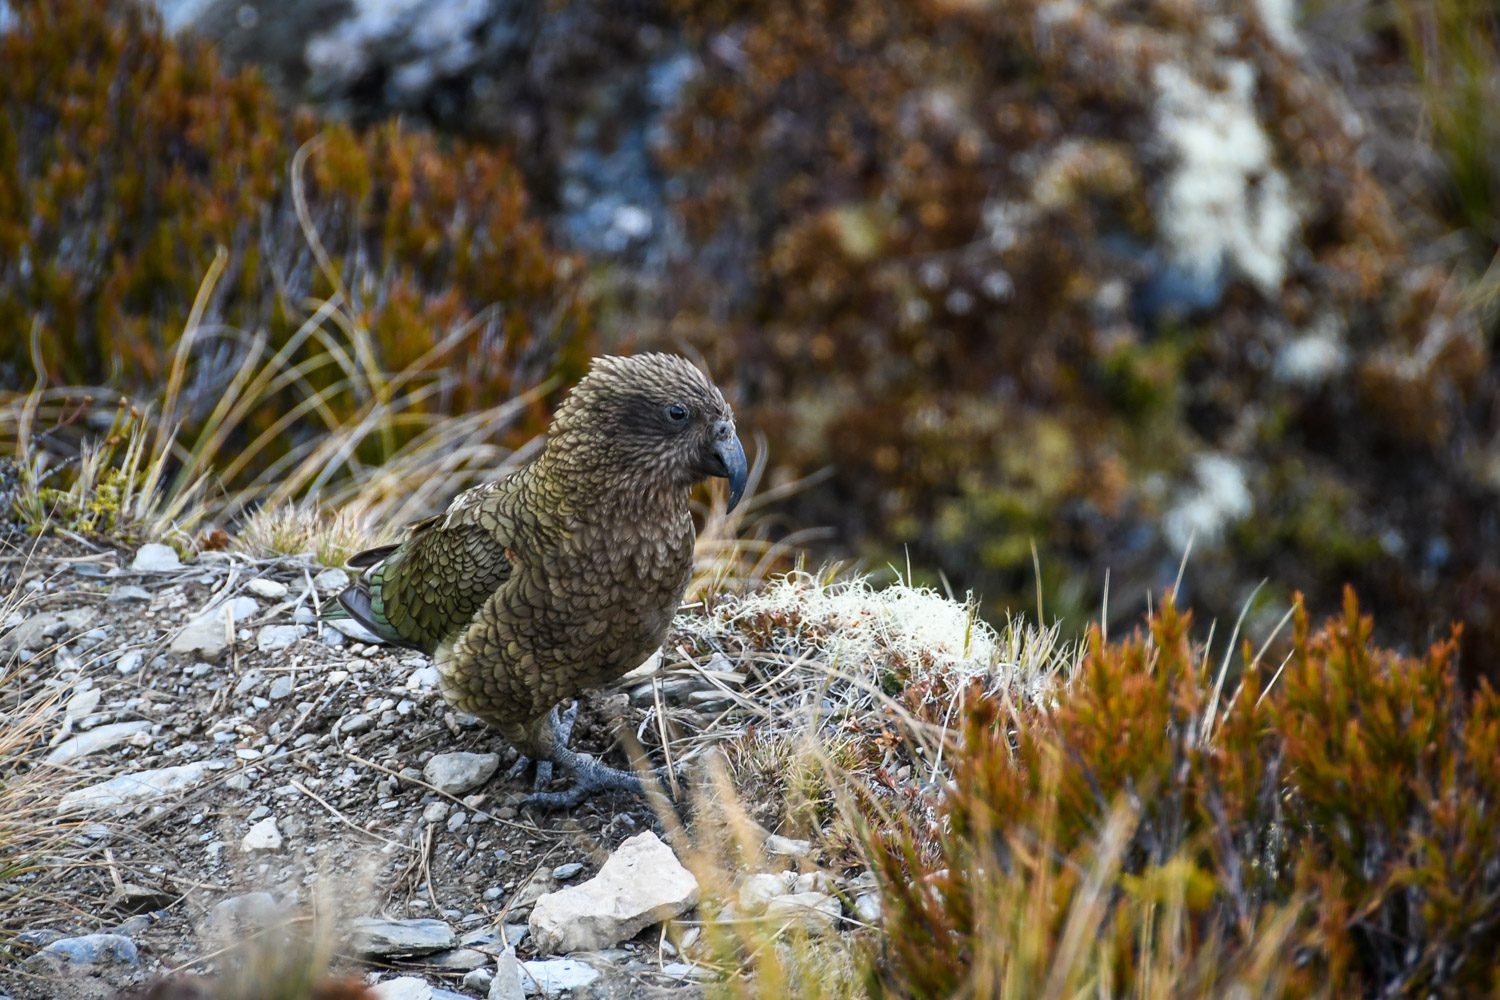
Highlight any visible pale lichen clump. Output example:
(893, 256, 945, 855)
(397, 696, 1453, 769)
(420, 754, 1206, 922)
(681, 572, 1077, 739)
(1152, 59, 1300, 297)
(1164, 453, 1255, 553)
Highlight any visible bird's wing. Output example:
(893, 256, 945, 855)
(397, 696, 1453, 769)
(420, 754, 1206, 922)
(336, 483, 518, 652)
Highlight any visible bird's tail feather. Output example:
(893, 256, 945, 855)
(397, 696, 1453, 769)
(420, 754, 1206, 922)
(323, 558, 418, 649)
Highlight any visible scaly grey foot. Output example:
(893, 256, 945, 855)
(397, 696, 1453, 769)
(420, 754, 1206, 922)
(505, 702, 581, 791)
(520, 702, 675, 810)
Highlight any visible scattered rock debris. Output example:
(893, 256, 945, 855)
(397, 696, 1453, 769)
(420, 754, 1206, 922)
(0, 540, 892, 999)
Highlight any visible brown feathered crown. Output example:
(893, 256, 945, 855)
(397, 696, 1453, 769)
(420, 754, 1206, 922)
(542, 353, 745, 502)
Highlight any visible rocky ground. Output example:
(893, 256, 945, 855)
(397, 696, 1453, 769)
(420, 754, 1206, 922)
(0, 538, 880, 999)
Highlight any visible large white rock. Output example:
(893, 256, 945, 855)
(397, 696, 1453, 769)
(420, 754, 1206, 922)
(57, 762, 210, 814)
(528, 831, 699, 954)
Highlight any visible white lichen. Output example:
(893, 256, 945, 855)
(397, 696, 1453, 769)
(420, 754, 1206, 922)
(1274, 314, 1349, 385)
(683, 573, 1072, 722)
(1164, 454, 1254, 552)
(1152, 60, 1300, 297)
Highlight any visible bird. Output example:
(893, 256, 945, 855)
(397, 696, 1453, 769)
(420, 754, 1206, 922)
(327, 353, 747, 808)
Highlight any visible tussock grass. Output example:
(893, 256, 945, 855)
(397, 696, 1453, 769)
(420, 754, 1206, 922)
(1, 161, 557, 559)
(1392, 0, 1500, 256)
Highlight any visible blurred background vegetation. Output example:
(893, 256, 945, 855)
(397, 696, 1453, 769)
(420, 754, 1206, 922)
(2, 0, 1498, 679)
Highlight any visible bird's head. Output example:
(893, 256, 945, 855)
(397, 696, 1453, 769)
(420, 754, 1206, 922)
(548, 353, 748, 510)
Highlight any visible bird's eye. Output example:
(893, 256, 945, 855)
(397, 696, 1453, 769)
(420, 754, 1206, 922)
(666, 403, 689, 423)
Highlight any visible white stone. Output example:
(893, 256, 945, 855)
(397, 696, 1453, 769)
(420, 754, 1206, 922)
(326, 616, 385, 643)
(313, 568, 350, 591)
(246, 578, 289, 599)
(58, 762, 210, 814)
(115, 650, 145, 674)
(257, 624, 306, 652)
(762, 891, 841, 933)
(407, 665, 441, 690)
(488, 948, 525, 1000)
(737, 872, 794, 913)
(519, 959, 599, 997)
(242, 816, 283, 852)
(423, 752, 500, 795)
(369, 977, 433, 1000)
(528, 831, 699, 954)
(45, 721, 152, 765)
(63, 687, 102, 722)
(170, 597, 258, 661)
(764, 834, 812, 859)
(793, 871, 835, 894)
(853, 893, 881, 923)
(130, 543, 182, 572)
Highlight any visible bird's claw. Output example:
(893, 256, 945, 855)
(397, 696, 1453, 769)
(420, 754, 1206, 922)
(515, 698, 681, 810)
(549, 700, 580, 747)
(522, 741, 683, 811)
(505, 701, 581, 790)
(521, 745, 682, 811)
(504, 754, 533, 782)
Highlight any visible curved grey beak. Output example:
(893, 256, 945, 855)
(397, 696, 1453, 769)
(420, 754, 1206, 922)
(709, 421, 748, 512)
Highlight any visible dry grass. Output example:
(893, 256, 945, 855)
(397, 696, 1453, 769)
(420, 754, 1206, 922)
(0, 152, 560, 561)
(128, 886, 375, 1000)
(0, 546, 85, 952)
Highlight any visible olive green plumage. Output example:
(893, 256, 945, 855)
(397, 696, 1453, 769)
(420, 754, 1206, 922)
(335, 354, 747, 791)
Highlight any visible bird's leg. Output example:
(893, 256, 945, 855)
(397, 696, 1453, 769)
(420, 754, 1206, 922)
(503, 702, 579, 790)
(520, 702, 676, 811)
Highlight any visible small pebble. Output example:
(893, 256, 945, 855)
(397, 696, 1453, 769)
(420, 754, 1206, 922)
(246, 578, 289, 599)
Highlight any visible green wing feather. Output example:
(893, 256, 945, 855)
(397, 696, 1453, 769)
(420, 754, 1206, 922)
(334, 488, 516, 652)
